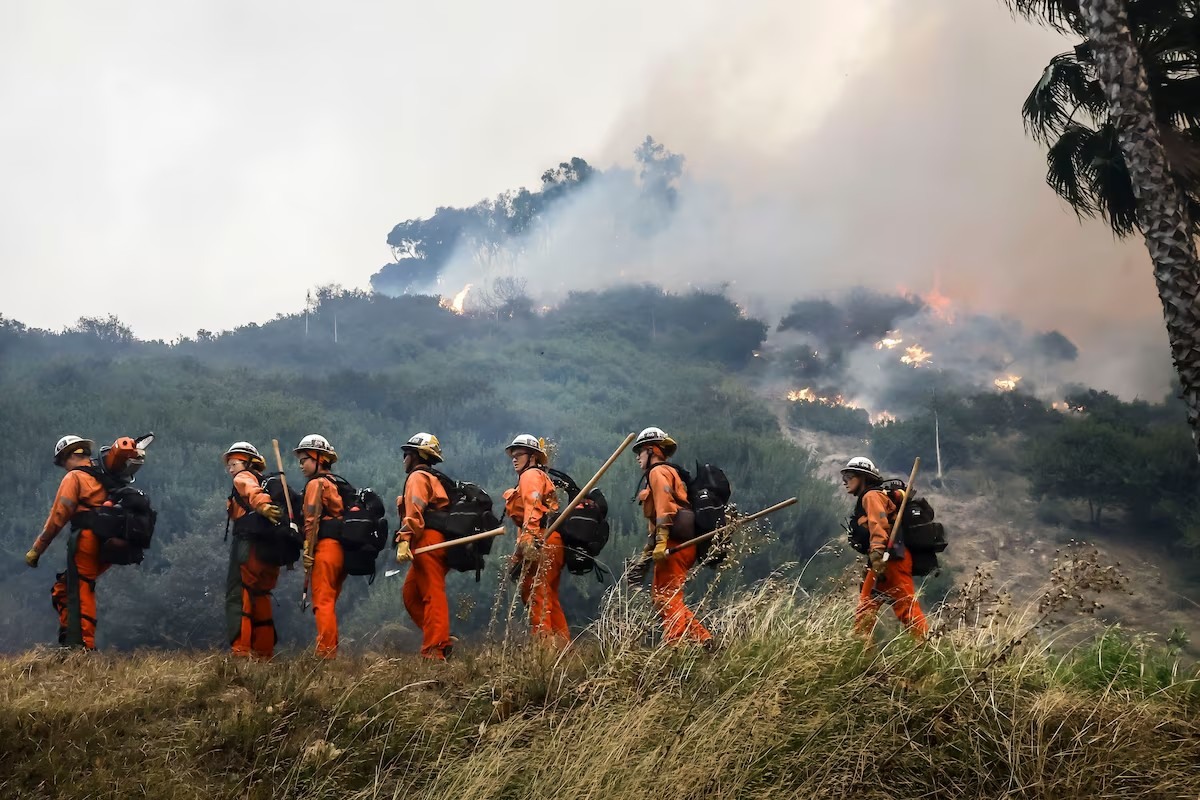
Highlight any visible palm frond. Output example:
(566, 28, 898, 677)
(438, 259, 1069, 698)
(1023, 51, 1106, 141)
(1004, 0, 1084, 33)
(1087, 123, 1141, 237)
(1046, 123, 1102, 216)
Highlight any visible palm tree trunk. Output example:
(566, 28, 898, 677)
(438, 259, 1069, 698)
(1079, 0, 1200, 458)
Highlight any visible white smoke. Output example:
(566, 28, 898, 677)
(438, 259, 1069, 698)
(433, 0, 1173, 400)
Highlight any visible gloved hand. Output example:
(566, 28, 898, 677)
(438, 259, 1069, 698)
(652, 527, 670, 563)
(25, 548, 40, 568)
(869, 549, 887, 576)
(395, 541, 412, 563)
(260, 504, 283, 525)
(302, 542, 315, 571)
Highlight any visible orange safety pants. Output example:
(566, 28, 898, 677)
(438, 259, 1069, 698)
(855, 547, 928, 640)
(519, 532, 569, 645)
(225, 537, 280, 659)
(51, 529, 110, 649)
(652, 540, 712, 644)
(402, 530, 453, 660)
(311, 538, 346, 659)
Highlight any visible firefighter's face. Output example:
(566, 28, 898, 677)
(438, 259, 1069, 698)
(61, 451, 91, 471)
(299, 454, 318, 478)
(841, 472, 863, 495)
(226, 458, 248, 476)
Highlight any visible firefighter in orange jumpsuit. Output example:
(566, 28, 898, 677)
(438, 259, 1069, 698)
(224, 442, 285, 659)
(632, 427, 712, 645)
(394, 432, 454, 660)
(842, 457, 928, 640)
(26, 436, 106, 648)
(503, 434, 568, 646)
(296, 434, 345, 659)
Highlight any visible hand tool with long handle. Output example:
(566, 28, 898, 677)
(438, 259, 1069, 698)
(271, 439, 298, 572)
(666, 496, 798, 554)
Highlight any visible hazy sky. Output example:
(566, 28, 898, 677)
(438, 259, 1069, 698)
(0, 1, 1172, 394)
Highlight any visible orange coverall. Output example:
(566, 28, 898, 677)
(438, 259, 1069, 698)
(640, 464, 712, 644)
(504, 468, 567, 644)
(398, 468, 453, 659)
(854, 489, 928, 639)
(225, 469, 281, 659)
(33, 469, 110, 649)
(304, 473, 345, 658)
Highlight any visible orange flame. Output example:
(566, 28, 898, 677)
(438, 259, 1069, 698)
(875, 335, 903, 350)
(439, 283, 473, 315)
(924, 284, 955, 323)
(871, 410, 897, 424)
(786, 388, 858, 408)
(900, 344, 932, 367)
(994, 375, 1021, 392)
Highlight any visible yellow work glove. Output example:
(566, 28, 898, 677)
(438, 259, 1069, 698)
(395, 540, 412, 563)
(260, 504, 283, 525)
(652, 527, 670, 563)
(25, 548, 40, 568)
(869, 549, 887, 576)
(302, 541, 315, 571)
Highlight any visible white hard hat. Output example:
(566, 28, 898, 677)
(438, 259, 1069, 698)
(506, 434, 548, 464)
(401, 432, 443, 464)
(633, 426, 678, 457)
(294, 434, 338, 464)
(841, 456, 881, 481)
(54, 435, 95, 465)
(224, 441, 265, 469)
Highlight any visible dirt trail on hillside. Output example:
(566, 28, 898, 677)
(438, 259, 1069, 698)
(771, 399, 1200, 652)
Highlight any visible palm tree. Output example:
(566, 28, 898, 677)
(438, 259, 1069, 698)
(1011, 0, 1200, 458)
(1018, 0, 1200, 236)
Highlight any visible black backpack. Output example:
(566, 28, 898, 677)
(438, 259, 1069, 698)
(227, 471, 305, 566)
(421, 468, 501, 581)
(546, 467, 610, 578)
(70, 464, 157, 566)
(848, 479, 946, 577)
(646, 462, 732, 566)
(320, 474, 389, 578)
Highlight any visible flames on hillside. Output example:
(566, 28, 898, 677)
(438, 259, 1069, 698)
(438, 283, 473, 315)
(873, 333, 933, 368)
(994, 375, 1021, 392)
(900, 344, 932, 367)
(786, 387, 857, 408)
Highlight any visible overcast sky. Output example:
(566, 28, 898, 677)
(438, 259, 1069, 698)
(0, 1, 1171, 394)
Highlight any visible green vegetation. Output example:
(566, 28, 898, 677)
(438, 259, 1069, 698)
(870, 386, 1200, 559)
(0, 286, 837, 652)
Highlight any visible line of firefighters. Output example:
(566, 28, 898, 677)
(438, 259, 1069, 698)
(25, 428, 926, 656)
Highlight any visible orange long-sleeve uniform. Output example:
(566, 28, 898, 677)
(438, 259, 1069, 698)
(504, 468, 567, 644)
(304, 473, 345, 658)
(34, 469, 110, 649)
(854, 489, 928, 639)
(225, 470, 281, 659)
(398, 468, 453, 659)
(640, 464, 712, 644)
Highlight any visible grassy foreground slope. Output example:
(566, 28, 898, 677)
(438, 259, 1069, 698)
(3, 575, 1198, 800)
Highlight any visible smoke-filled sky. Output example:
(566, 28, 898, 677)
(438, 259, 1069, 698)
(0, 0, 1173, 396)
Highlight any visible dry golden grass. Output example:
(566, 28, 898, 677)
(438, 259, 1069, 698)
(2, 555, 1197, 799)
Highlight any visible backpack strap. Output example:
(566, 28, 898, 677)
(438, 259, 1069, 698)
(631, 462, 687, 502)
